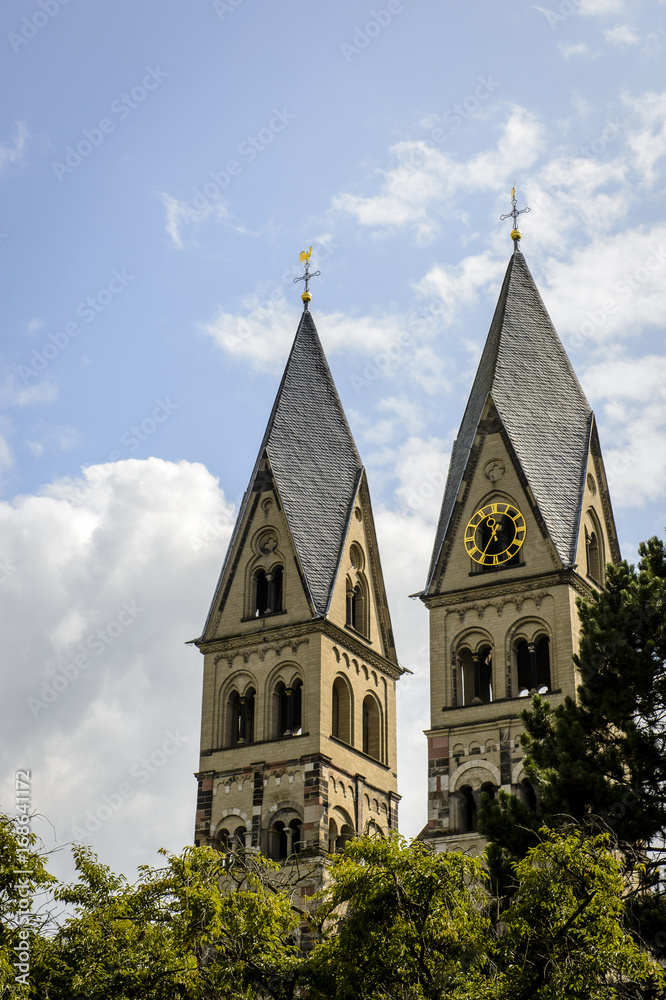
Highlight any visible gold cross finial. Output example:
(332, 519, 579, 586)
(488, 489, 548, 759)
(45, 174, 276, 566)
(500, 186, 530, 251)
(293, 246, 321, 309)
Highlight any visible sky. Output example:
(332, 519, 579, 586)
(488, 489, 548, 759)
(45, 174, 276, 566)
(1, 0, 666, 883)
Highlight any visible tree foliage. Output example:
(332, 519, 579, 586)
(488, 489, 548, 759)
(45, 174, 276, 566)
(306, 835, 493, 1000)
(480, 534, 666, 955)
(496, 829, 661, 1000)
(0, 821, 663, 999)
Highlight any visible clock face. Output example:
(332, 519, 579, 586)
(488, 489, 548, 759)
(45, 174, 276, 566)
(464, 502, 526, 566)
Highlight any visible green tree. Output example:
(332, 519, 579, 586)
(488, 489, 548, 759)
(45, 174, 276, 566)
(25, 843, 303, 999)
(480, 534, 666, 950)
(495, 829, 662, 1000)
(305, 835, 494, 1000)
(0, 814, 56, 999)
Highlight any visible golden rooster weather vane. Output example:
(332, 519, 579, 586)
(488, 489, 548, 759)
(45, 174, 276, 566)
(294, 246, 321, 309)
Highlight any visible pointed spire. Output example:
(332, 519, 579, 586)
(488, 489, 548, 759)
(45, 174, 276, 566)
(217, 309, 363, 618)
(427, 250, 592, 590)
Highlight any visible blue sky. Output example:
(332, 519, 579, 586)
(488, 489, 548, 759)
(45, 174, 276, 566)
(1, 0, 665, 880)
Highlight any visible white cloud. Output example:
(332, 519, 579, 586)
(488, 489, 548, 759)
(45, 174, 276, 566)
(559, 41, 598, 59)
(0, 374, 58, 408)
(331, 107, 546, 241)
(24, 421, 81, 458)
(162, 193, 231, 249)
(604, 24, 640, 44)
(579, 0, 629, 14)
(0, 416, 14, 474)
(0, 458, 236, 879)
(0, 121, 29, 174)
(581, 354, 666, 506)
(537, 224, 666, 346)
(415, 250, 507, 326)
(200, 292, 410, 371)
(623, 89, 666, 186)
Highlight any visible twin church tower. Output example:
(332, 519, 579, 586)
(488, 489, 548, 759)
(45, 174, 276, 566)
(192, 222, 619, 857)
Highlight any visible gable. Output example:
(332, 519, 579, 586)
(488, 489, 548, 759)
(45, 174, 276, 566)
(573, 420, 621, 586)
(201, 456, 314, 642)
(429, 398, 562, 595)
(327, 473, 398, 664)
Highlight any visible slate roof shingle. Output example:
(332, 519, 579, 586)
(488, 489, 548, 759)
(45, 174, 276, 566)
(213, 309, 363, 620)
(261, 309, 363, 614)
(426, 250, 593, 591)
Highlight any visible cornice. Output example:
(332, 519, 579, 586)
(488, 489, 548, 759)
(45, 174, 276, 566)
(196, 617, 403, 681)
(422, 568, 594, 612)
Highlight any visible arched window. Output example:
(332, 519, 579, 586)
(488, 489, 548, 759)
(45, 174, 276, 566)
(481, 781, 495, 801)
(459, 649, 475, 706)
(289, 818, 302, 854)
(274, 679, 302, 739)
(328, 818, 339, 853)
(268, 820, 288, 861)
(516, 640, 531, 695)
(254, 565, 284, 617)
(362, 695, 381, 759)
(231, 825, 246, 850)
(339, 823, 355, 848)
(586, 529, 602, 584)
(516, 638, 550, 696)
(226, 689, 255, 746)
(478, 645, 493, 703)
(215, 821, 247, 854)
(226, 690, 241, 747)
(268, 815, 302, 860)
(332, 677, 352, 744)
(346, 575, 369, 637)
(459, 785, 477, 833)
(536, 636, 551, 692)
(520, 778, 537, 813)
(459, 646, 492, 705)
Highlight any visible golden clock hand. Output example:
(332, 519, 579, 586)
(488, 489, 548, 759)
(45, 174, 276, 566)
(481, 532, 496, 558)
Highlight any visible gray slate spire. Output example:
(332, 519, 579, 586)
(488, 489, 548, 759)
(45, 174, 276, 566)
(223, 309, 363, 618)
(427, 250, 593, 591)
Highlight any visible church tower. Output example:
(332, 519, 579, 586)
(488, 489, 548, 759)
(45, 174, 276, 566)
(421, 215, 620, 850)
(193, 262, 402, 861)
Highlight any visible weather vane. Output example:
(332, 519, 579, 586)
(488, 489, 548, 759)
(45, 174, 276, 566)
(293, 246, 321, 309)
(500, 186, 530, 251)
